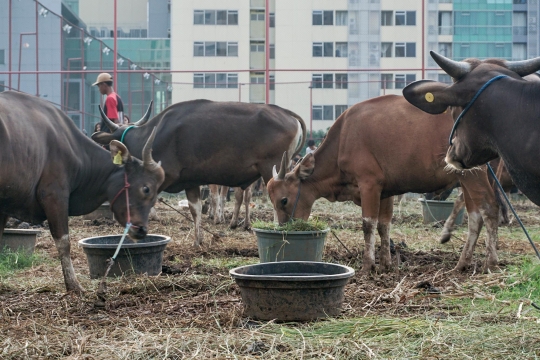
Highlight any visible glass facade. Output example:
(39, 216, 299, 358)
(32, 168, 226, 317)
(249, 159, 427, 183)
(452, 0, 513, 60)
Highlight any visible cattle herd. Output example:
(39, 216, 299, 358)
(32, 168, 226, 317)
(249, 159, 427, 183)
(1, 51, 540, 293)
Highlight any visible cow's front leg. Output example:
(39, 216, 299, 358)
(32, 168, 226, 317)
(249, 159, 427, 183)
(216, 186, 228, 224)
(377, 196, 393, 272)
(243, 185, 253, 230)
(186, 186, 204, 247)
(359, 185, 382, 274)
(208, 185, 219, 221)
(440, 190, 465, 244)
(229, 187, 244, 229)
(41, 197, 84, 294)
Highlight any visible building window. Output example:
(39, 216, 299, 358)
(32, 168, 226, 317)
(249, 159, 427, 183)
(395, 42, 416, 57)
(335, 105, 348, 119)
(270, 13, 275, 27)
(381, 11, 393, 26)
(335, 42, 348, 57)
(438, 74, 452, 84)
(381, 74, 393, 89)
(194, 41, 237, 56)
(439, 43, 452, 58)
(251, 10, 265, 21)
(313, 42, 333, 57)
(228, 10, 238, 25)
(251, 74, 264, 84)
(269, 75, 275, 90)
(381, 42, 392, 57)
(395, 11, 416, 26)
(335, 74, 348, 89)
(194, 10, 204, 24)
(228, 42, 238, 56)
(312, 10, 334, 25)
(312, 105, 334, 120)
(193, 73, 238, 88)
(0, 80, 4, 92)
(312, 74, 323, 88)
(250, 41, 265, 52)
(395, 74, 416, 89)
(269, 44, 275, 59)
(336, 11, 348, 26)
(205, 10, 216, 24)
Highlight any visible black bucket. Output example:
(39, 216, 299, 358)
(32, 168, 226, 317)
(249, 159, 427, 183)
(78, 234, 170, 279)
(230, 261, 355, 321)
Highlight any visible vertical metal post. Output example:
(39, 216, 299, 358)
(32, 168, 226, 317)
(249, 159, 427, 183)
(113, 0, 118, 85)
(265, 0, 270, 104)
(309, 82, 313, 139)
(35, 1, 40, 96)
(8, 0, 12, 89)
(422, 0, 425, 79)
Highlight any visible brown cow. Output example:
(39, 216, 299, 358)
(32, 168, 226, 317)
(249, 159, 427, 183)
(267, 95, 500, 273)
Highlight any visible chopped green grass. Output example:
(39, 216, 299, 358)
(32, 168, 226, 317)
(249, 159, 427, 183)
(191, 256, 259, 270)
(0, 248, 44, 276)
(252, 218, 329, 232)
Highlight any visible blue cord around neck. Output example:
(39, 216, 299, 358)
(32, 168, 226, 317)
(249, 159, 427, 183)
(120, 125, 135, 143)
(449, 75, 507, 145)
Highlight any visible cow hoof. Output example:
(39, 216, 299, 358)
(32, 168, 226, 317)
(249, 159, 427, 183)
(361, 263, 376, 274)
(67, 284, 85, 295)
(229, 222, 238, 229)
(440, 233, 452, 244)
(451, 263, 470, 273)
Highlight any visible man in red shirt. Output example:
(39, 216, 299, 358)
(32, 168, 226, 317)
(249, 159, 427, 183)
(93, 72, 124, 134)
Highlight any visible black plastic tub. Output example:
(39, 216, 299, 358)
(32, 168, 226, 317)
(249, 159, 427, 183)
(230, 261, 355, 321)
(78, 234, 170, 278)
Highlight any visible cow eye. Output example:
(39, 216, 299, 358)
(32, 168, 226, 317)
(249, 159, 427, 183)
(280, 198, 288, 206)
(143, 186, 150, 194)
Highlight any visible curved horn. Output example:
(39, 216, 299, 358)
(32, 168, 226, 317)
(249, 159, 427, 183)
(272, 165, 279, 180)
(134, 100, 154, 126)
(505, 57, 540, 77)
(98, 105, 119, 132)
(430, 51, 471, 80)
(142, 127, 160, 171)
(277, 151, 288, 180)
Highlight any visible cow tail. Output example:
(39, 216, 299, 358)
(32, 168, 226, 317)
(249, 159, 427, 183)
(282, 108, 307, 158)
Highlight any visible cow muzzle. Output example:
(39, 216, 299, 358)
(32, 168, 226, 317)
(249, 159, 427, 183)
(129, 225, 148, 240)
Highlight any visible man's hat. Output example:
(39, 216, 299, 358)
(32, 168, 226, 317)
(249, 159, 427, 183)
(92, 72, 113, 86)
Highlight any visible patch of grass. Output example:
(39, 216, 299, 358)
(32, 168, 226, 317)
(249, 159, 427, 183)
(192, 256, 259, 270)
(252, 218, 329, 232)
(493, 256, 540, 301)
(0, 248, 43, 275)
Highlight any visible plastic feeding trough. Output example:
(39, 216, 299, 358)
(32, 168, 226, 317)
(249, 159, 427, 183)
(1, 229, 41, 254)
(230, 261, 355, 321)
(253, 228, 330, 263)
(78, 234, 170, 278)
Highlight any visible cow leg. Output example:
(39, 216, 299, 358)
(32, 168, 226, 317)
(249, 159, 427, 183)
(440, 189, 465, 244)
(0, 214, 7, 243)
(453, 194, 482, 272)
(186, 187, 204, 247)
(243, 184, 254, 230)
(359, 184, 382, 274)
(377, 196, 394, 272)
(216, 186, 228, 224)
(229, 187, 244, 229)
(40, 194, 84, 293)
(208, 184, 219, 221)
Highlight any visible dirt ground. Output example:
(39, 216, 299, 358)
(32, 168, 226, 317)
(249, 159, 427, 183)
(0, 194, 539, 357)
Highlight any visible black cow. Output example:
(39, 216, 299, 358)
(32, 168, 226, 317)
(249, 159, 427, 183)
(92, 99, 306, 246)
(403, 51, 540, 206)
(0, 91, 165, 293)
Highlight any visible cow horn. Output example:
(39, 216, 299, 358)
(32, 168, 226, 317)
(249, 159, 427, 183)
(430, 51, 471, 80)
(134, 100, 154, 126)
(98, 105, 119, 132)
(142, 127, 160, 171)
(277, 151, 288, 180)
(505, 57, 540, 77)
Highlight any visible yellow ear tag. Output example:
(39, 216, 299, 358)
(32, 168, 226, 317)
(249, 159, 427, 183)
(425, 92, 434, 102)
(113, 151, 123, 165)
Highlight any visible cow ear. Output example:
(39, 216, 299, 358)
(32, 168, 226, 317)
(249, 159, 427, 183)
(109, 140, 132, 165)
(294, 153, 315, 180)
(403, 80, 454, 114)
(92, 131, 115, 145)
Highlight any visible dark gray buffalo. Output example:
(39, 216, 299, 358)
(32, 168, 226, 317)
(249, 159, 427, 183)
(92, 99, 306, 246)
(0, 91, 165, 293)
(403, 51, 540, 205)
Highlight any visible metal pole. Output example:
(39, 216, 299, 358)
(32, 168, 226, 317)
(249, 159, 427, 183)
(8, 0, 12, 89)
(309, 82, 313, 139)
(35, 1, 39, 96)
(265, 0, 270, 104)
(113, 0, 118, 85)
(422, 0, 425, 79)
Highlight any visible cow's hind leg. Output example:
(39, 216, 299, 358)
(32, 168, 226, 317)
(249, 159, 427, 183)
(440, 189, 465, 244)
(229, 187, 244, 229)
(216, 186, 228, 224)
(377, 196, 394, 272)
(208, 185, 219, 221)
(186, 186, 204, 247)
(359, 183, 382, 274)
(243, 184, 253, 230)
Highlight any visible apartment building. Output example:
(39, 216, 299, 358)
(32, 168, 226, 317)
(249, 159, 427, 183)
(170, 0, 540, 133)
